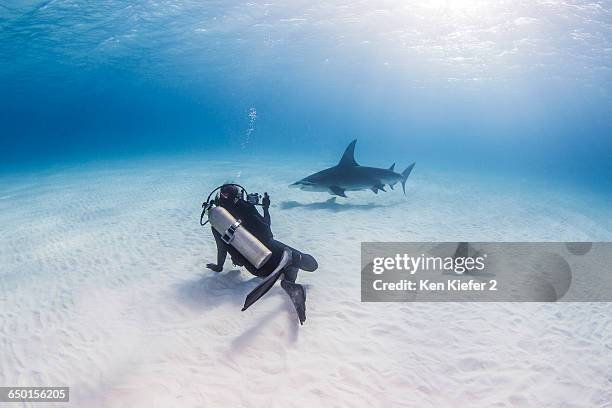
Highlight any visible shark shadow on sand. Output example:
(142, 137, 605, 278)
(280, 197, 393, 212)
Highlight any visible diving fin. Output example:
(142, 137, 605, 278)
(281, 280, 306, 325)
(242, 269, 282, 311)
(242, 249, 292, 311)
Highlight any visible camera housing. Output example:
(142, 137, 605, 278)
(246, 192, 261, 205)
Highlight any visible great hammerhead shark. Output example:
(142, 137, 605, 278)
(290, 140, 415, 197)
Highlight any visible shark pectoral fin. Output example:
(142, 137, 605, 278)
(329, 186, 347, 197)
(376, 183, 386, 192)
(389, 184, 394, 190)
(370, 186, 378, 194)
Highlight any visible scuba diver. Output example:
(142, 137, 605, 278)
(203, 184, 317, 324)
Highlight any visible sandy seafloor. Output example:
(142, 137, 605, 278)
(0, 156, 611, 408)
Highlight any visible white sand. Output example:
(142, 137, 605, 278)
(0, 156, 611, 407)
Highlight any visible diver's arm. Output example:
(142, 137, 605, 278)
(262, 208, 271, 226)
(207, 228, 226, 272)
(262, 192, 271, 226)
(246, 200, 271, 228)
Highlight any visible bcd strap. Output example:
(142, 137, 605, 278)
(222, 220, 242, 244)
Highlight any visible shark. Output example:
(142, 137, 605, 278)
(290, 140, 415, 197)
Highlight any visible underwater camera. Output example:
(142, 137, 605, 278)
(246, 192, 261, 206)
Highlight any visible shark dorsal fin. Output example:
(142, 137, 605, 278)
(389, 163, 395, 171)
(338, 139, 359, 167)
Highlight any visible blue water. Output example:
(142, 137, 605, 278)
(1, 1, 611, 194)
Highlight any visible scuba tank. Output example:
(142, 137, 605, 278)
(207, 206, 272, 269)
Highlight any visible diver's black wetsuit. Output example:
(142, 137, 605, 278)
(210, 199, 316, 277)
(207, 188, 316, 324)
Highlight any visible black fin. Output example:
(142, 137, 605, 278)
(242, 249, 292, 311)
(281, 280, 306, 325)
(329, 186, 347, 197)
(453, 242, 470, 259)
(389, 163, 395, 171)
(337, 140, 359, 167)
(242, 270, 282, 311)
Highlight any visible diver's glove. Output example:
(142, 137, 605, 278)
(262, 192, 270, 209)
(206, 263, 223, 272)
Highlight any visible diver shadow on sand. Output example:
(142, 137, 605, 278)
(176, 269, 261, 311)
(177, 269, 305, 345)
(280, 197, 390, 212)
(230, 295, 300, 354)
(231, 284, 311, 351)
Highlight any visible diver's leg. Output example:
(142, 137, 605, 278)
(282, 266, 299, 283)
(242, 245, 309, 325)
(272, 240, 318, 272)
(293, 251, 318, 272)
(242, 248, 292, 311)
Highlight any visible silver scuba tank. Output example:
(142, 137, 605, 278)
(208, 206, 272, 269)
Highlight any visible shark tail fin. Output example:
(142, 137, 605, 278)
(401, 163, 415, 195)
